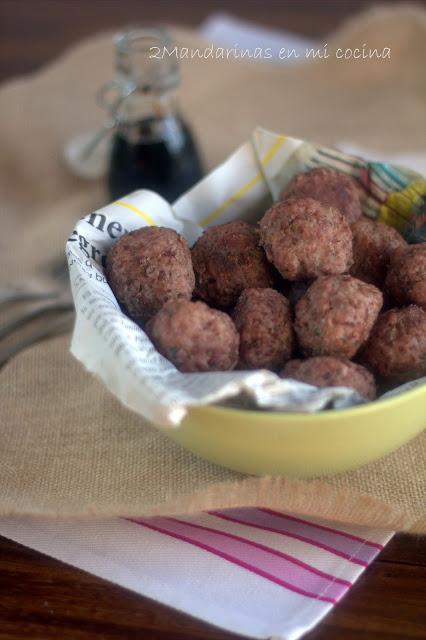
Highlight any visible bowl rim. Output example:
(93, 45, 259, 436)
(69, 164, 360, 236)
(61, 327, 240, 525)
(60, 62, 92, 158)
(201, 379, 426, 421)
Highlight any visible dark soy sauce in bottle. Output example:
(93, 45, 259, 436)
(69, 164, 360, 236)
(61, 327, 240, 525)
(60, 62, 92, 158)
(106, 28, 203, 202)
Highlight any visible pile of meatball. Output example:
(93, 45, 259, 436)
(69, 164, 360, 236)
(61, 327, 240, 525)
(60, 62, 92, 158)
(106, 167, 426, 402)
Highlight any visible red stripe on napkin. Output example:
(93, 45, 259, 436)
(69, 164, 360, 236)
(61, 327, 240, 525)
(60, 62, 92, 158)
(258, 509, 384, 549)
(208, 509, 380, 566)
(128, 516, 352, 604)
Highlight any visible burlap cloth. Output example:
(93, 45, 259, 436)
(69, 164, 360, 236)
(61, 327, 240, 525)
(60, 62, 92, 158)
(1, 5, 425, 531)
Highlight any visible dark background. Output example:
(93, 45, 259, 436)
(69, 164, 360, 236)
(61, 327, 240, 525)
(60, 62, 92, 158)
(0, 0, 422, 81)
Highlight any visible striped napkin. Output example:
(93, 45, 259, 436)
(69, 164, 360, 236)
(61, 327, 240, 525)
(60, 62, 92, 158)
(0, 508, 392, 639)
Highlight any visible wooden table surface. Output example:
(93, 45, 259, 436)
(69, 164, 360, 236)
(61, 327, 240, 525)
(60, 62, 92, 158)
(0, 1, 425, 638)
(1, 532, 425, 640)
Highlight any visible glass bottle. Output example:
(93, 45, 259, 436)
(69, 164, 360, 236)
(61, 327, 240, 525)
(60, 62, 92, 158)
(105, 27, 203, 202)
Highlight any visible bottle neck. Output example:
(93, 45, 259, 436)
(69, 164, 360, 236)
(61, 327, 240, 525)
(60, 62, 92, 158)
(116, 86, 178, 123)
(110, 28, 181, 142)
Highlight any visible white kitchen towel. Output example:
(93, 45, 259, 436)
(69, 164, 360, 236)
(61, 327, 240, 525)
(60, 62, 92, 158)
(0, 508, 393, 639)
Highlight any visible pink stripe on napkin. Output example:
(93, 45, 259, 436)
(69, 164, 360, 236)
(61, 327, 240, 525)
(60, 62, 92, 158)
(209, 508, 381, 565)
(0, 509, 394, 640)
(259, 509, 384, 548)
(128, 516, 352, 603)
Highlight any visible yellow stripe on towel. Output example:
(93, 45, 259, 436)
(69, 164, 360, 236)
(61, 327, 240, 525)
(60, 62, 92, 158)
(114, 200, 156, 226)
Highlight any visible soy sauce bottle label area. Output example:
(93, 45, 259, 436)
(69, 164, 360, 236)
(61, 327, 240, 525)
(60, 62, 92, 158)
(106, 27, 204, 203)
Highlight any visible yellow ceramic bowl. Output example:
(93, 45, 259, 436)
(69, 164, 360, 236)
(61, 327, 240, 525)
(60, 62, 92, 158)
(166, 383, 426, 477)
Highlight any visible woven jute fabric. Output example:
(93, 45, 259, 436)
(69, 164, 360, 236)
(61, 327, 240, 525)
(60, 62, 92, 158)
(0, 5, 425, 530)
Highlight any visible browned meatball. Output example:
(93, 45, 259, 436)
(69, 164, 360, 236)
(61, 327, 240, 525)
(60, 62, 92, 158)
(147, 300, 239, 372)
(232, 288, 294, 370)
(385, 244, 426, 310)
(191, 221, 274, 308)
(295, 275, 383, 359)
(105, 226, 194, 322)
(350, 217, 407, 287)
(362, 305, 426, 382)
(280, 167, 362, 224)
(259, 197, 353, 281)
(282, 357, 376, 400)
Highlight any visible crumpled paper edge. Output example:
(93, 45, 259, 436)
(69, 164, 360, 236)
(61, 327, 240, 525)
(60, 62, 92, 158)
(67, 127, 426, 427)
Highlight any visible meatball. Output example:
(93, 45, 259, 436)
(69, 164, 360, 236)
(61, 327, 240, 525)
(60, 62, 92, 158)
(106, 226, 194, 323)
(280, 167, 362, 224)
(191, 221, 274, 308)
(147, 300, 239, 372)
(232, 288, 294, 370)
(295, 275, 383, 359)
(259, 197, 353, 281)
(282, 356, 376, 400)
(362, 306, 426, 382)
(385, 244, 426, 310)
(350, 216, 407, 287)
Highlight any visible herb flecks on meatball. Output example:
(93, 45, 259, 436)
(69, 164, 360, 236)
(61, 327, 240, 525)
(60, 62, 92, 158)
(385, 244, 426, 310)
(259, 197, 353, 281)
(106, 226, 194, 322)
(232, 288, 294, 370)
(192, 221, 274, 308)
(280, 167, 362, 224)
(362, 305, 426, 382)
(295, 275, 383, 359)
(282, 356, 376, 400)
(147, 300, 239, 373)
(350, 216, 407, 287)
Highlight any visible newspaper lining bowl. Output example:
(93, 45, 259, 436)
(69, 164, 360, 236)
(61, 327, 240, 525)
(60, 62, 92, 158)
(67, 127, 426, 476)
